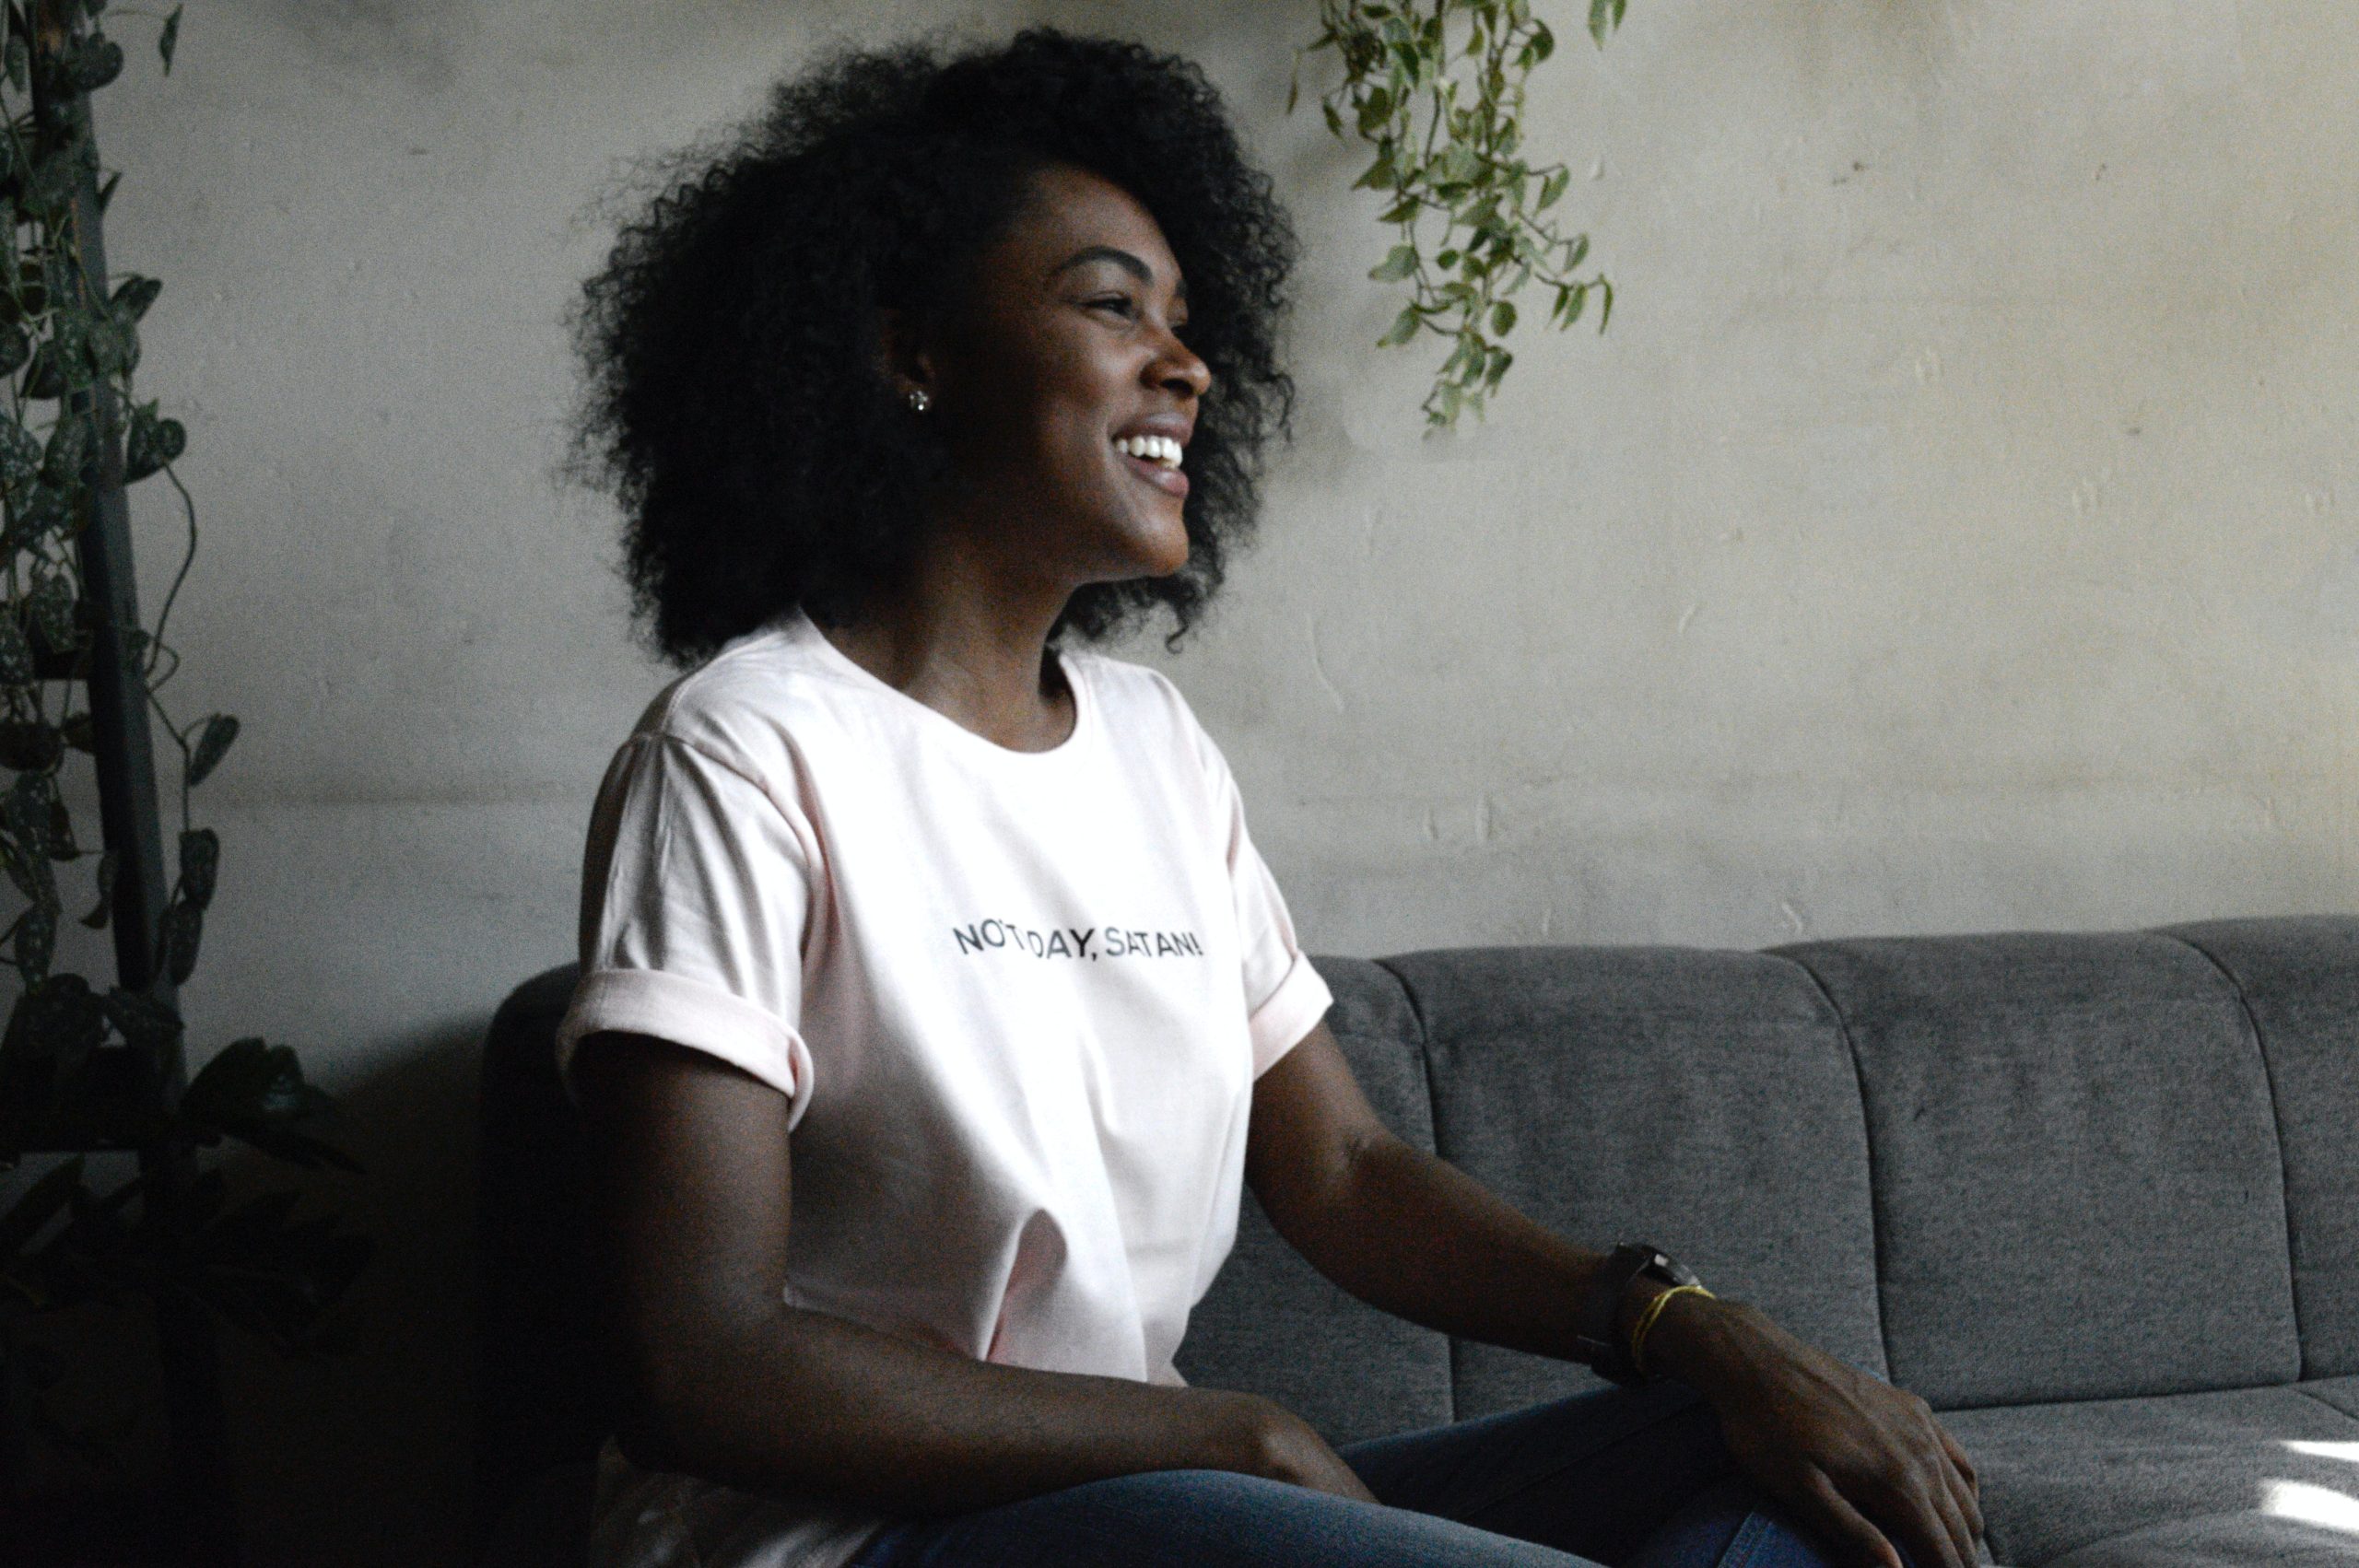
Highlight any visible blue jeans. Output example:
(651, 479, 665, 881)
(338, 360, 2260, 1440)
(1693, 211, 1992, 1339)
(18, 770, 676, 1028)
(848, 1380, 1852, 1567)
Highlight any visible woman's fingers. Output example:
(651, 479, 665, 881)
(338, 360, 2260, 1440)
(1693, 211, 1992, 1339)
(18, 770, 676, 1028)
(1938, 1422, 1982, 1507)
(1923, 1461, 1978, 1568)
(1798, 1468, 1906, 1568)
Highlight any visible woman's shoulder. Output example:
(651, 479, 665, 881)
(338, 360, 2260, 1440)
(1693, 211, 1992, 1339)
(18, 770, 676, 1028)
(1065, 647, 1231, 781)
(620, 616, 856, 778)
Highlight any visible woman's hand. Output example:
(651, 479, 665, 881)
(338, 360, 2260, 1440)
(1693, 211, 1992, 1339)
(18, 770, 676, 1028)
(1215, 1390, 1382, 1504)
(1649, 1295, 1984, 1568)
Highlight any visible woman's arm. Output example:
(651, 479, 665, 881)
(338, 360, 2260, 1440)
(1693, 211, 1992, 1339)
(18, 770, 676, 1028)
(571, 1030, 1378, 1515)
(1246, 1019, 1984, 1568)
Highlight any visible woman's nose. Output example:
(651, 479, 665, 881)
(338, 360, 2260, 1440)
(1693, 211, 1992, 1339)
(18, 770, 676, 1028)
(1156, 333, 1211, 399)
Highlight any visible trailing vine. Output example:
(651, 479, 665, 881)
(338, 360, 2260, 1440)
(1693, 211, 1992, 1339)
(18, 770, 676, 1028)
(1291, 0, 1631, 430)
(0, 0, 365, 1511)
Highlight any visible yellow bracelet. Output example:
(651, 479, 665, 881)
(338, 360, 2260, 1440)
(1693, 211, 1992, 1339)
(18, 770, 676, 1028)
(1629, 1282, 1714, 1377)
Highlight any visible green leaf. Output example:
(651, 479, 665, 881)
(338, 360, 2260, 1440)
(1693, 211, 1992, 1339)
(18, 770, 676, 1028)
(16, 898, 53, 977)
(0, 1154, 84, 1261)
(21, 344, 65, 400)
(158, 6, 181, 74)
(1595, 275, 1614, 330)
(6, 485, 70, 548)
(0, 413, 40, 493)
(0, 836, 44, 906)
(1589, 0, 1628, 47)
(1532, 19, 1555, 63)
(41, 413, 88, 489)
(157, 897, 200, 984)
(1379, 196, 1421, 225)
(86, 313, 136, 376)
(182, 1189, 372, 1351)
(1485, 345, 1515, 391)
(0, 323, 27, 379)
(65, 34, 123, 93)
(178, 826, 217, 909)
(182, 1038, 359, 1173)
(0, 613, 29, 686)
(1368, 243, 1418, 283)
(1376, 304, 1424, 348)
(100, 986, 181, 1054)
(0, 719, 59, 771)
(25, 151, 78, 215)
(1538, 167, 1570, 212)
(1321, 100, 1344, 138)
(95, 170, 119, 215)
(111, 274, 159, 322)
(123, 403, 184, 482)
(29, 568, 74, 659)
(4, 37, 24, 94)
(1491, 299, 1517, 335)
(186, 712, 237, 786)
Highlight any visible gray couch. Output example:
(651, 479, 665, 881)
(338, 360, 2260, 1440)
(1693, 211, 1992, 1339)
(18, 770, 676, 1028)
(475, 916, 2359, 1565)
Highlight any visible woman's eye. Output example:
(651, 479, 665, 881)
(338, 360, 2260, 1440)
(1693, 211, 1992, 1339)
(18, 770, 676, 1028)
(1092, 297, 1138, 317)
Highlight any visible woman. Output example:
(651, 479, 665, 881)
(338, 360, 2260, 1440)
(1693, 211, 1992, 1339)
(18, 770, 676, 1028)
(559, 26, 1982, 1568)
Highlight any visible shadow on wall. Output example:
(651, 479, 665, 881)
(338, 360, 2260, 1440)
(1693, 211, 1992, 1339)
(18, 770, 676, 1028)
(218, 1008, 510, 1568)
(250, 0, 482, 89)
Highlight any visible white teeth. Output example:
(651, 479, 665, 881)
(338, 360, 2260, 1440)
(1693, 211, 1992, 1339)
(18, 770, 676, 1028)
(1113, 434, 1182, 469)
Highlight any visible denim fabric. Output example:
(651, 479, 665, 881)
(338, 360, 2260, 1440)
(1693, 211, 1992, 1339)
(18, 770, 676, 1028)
(848, 1383, 1852, 1568)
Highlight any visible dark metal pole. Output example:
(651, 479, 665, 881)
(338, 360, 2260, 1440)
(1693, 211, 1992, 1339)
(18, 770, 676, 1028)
(29, 4, 234, 1561)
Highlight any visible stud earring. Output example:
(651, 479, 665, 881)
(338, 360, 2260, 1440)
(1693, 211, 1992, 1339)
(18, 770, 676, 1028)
(907, 389, 931, 414)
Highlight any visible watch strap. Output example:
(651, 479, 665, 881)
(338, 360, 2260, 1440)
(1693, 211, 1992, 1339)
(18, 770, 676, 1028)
(1573, 1242, 1700, 1386)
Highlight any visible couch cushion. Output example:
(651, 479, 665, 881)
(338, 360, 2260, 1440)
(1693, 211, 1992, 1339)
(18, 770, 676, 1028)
(1940, 1385, 2359, 1567)
(2043, 1514, 2359, 1568)
(2163, 918, 2359, 1380)
(1778, 931, 2299, 1410)
(1385, 944, 1885, 1420)
(1174, 956, 1455, 1444)
(2305, 1377, 2359, 1422)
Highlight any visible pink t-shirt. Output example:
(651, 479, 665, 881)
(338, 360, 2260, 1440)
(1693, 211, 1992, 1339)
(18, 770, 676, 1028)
(556, 608, 1333, 1568)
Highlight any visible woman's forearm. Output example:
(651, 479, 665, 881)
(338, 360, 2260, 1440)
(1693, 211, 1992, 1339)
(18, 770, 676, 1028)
(625, 1303, 1272, 1516)
(1273, 1132, 1720, 1374)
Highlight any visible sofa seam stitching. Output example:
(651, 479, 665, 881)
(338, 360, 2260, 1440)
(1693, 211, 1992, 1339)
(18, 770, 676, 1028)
(2155, 928, 2307, 1377)
(1373, 954, 1458, 1424)
(1776, 949, 1898, 1385)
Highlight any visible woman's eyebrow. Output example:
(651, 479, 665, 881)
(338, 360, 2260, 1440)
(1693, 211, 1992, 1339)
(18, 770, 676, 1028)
(1046, 244, 1189, 303)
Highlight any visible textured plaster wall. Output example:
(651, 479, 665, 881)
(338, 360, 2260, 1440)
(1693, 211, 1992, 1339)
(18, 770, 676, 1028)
(41, 0, 2357, 1559)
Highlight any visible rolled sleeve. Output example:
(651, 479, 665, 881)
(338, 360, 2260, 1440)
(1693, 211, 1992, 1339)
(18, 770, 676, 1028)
(1246, 949, 1334, 1079)
(557, 731, 819, 1129)
(1198, 729, 1332, 1080)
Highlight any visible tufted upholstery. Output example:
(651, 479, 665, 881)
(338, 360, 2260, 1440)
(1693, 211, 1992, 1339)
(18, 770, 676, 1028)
(475, 916, 2359, 1565)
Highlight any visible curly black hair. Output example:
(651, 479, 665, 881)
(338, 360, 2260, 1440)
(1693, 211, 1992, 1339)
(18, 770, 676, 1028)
(570, 25, 1302, 668)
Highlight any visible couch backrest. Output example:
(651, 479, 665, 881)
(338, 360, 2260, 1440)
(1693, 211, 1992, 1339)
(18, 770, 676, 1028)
(1768, 928, 2304, 1409)
(475, 917, 2359, 1518)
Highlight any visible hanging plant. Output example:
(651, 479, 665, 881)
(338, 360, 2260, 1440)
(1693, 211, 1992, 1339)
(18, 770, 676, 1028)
(1291, 0, 1631, 431)
(0, 0, 367, 1531)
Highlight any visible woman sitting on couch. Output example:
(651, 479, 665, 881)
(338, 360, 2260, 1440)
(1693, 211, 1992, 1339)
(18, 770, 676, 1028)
(557, 25, 1982, 1568)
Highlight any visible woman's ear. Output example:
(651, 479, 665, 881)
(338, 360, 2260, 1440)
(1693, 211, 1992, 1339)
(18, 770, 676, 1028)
(874, 305, 937, 405)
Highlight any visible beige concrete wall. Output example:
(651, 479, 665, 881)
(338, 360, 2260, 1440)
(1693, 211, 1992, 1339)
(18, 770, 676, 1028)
(44, 0, 2356, 1558)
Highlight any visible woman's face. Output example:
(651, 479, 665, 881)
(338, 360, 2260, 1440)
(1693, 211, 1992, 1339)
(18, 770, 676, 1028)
(908, 162, 1212, 586)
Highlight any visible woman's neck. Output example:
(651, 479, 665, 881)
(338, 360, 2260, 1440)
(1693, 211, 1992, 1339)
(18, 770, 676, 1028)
(816, 560, 1075, 753)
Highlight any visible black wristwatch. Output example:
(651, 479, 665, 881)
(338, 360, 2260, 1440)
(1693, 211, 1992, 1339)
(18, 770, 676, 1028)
(1573, 1242, 1702, 1386)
